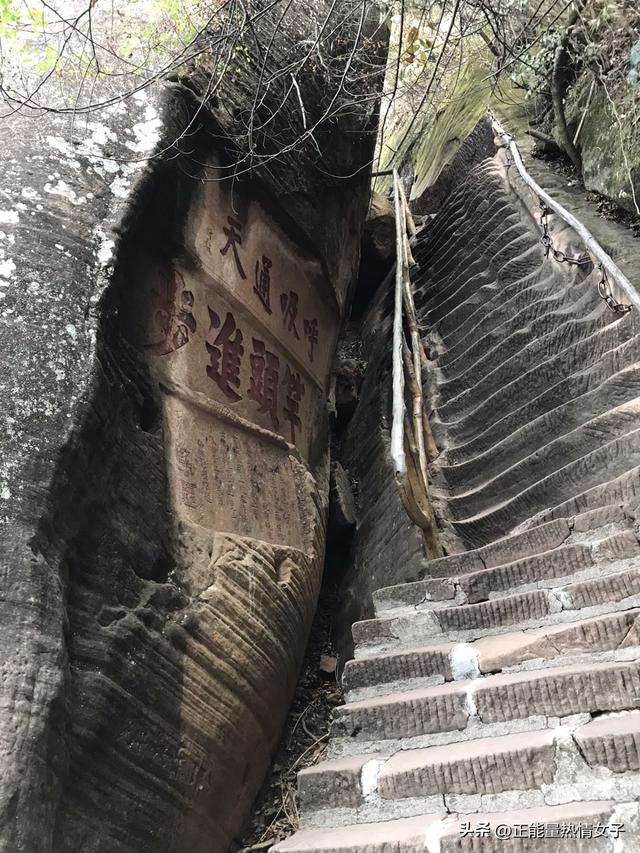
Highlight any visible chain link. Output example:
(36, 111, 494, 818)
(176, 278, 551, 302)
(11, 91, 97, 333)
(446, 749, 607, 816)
(597, 265, 633, 314)
(495, 139, 512, 169)
(538, 201, 591, 266)
(492, 114, 634, 315)
(538, 201, 631, 312)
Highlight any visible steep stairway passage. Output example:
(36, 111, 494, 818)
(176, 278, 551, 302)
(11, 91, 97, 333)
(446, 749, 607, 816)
(272, 153, 640, 851)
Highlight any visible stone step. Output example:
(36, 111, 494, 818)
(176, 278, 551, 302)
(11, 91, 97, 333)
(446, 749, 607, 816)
(424, 234, 538, 327)
(435, 801, 626, 852)
(414, 179, 512, 279)
(420, 216, 537, 304)
(433, 246, 547, 341)
(271, 801, 626, 853)
(434, 266, 562, 353)
(518, 464, 640, 535)
(375, 523, 638, 618)
(574, 710, 640, 774)
(419, 206, 524, 291)
(377, 729, 556, 800)
(439, 335, 640, 465)
(297, 755, 376, 813)
(412, 169, 502, 263)
(374, 540, 597, 615)
(437, 366, 640, 493)
(271, 812, 442, 853)
(332, 660, 640, 745)
(371, 519, 572, 609)
(342, 610, 640, 698)
(436, 302, 608, 414)
(450, 429, 640, 548)
(438, 403, 640, 521)
(436, 277, 588, 374)
(299, 728, 558, 813)
(433, 314, 636, 449)
(356, 564, 640, 652)
(459, 533, 637, 605)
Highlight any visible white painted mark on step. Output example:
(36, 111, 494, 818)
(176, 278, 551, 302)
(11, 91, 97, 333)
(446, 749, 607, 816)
(609, 802, 638, 852)
(449, 644, 480, 681)
(424, 815, 458, 853)
(464, 683, 478, 718)
(360, 759, 381, 802)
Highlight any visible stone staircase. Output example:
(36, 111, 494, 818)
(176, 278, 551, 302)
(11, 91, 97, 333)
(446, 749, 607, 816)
(272, 154, 640, 851)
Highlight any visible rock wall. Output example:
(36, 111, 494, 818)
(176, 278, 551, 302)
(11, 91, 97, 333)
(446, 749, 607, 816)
(0, 4, 386, 848)
(332, 122, 500, 651)
(568, 77, 640, 215)
(332, 273, 429, 657)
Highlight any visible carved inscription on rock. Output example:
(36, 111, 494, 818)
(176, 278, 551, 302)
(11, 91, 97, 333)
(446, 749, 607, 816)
(165, 395, 305, 550)
(189, 163, 339, 389)
(140, 166, 335, 545)
(144, 266, 324, 457)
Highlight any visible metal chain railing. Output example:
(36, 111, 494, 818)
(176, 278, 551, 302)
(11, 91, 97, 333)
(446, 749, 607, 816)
(490, 113, 640, 315)
(538, 200, 591, 266)
(598, 265, 632, 314)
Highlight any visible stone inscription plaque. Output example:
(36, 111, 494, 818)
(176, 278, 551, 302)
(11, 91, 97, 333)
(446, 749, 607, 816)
(141, 162, 336, 547)
(165, 394, 305, 550)
(188, 160, 339, 389)
(143, 264, 325, 459)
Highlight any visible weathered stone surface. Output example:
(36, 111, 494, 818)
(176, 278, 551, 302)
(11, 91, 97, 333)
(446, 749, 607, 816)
(563, 568, 640, 610)
(574, 711, 640, 773)
(372, 577, 456, 617)
(459, 544, 593, 604)
(272, 814, 444, 853)
(436, 590, 551, 633)
(439, 802, 616, 852)
(475, 610, 640, 672)
(333, 681, 470, 741)
(328, 461, 357, 542)
(342, 644, 453, 693)
(473, 661, 640, 723)
(0, 83, 171, 853)
(357, 192, 396, 294)
(331, 279, 430, 656)
(276, 114, 640, 853)
(333, 357, 365, 424)
(378, 729, 555, 798)
(0, 3, 385, 845)
(298, 755, 370, 811)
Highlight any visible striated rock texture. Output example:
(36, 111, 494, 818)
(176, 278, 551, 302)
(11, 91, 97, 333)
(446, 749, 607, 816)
(0, 3, 386, 851)
(332, 269, 430, 657)
(271, 119, 640, 853)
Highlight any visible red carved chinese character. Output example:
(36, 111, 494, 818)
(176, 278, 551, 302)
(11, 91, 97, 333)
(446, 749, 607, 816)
(303, 317, 319, 362)
(220, 216, 247, 280)
(206, 308, 244, 401)
(247, 338, 280, 429)
(254, 256, 273, 314)
(145, 269, 196, 356)
(280, 289, 300, 339)
(283, 365, 305, 443)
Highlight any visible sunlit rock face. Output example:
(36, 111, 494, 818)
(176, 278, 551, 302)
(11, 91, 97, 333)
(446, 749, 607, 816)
(0, 2, 386, 849)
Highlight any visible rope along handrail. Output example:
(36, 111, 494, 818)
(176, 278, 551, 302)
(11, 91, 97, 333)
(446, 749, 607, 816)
(391, 169, 442, 557)
(490, 114, 640, 313)
(391, 168, 407, 477)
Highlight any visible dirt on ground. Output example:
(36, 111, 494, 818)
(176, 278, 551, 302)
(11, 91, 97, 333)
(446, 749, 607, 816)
(235, 578, 344, 853)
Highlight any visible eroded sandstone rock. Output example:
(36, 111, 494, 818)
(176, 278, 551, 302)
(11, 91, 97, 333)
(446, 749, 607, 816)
(0, 3, 386, 844)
